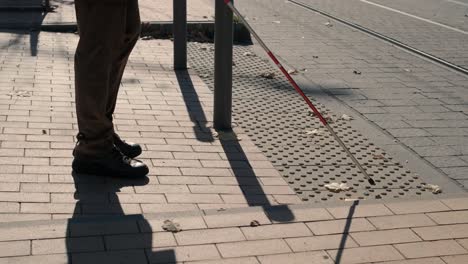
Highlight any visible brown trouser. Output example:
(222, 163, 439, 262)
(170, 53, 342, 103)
(74, 0, 140, 157)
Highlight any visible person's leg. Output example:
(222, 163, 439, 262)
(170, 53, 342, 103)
(106, 0, 143, 158)
(73, 0, 148, 178)
(106, 0, 141, 122)
(74, 0, 126, 157)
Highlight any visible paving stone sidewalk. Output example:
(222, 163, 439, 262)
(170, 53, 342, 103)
(1, 1, 468, 263)
(0, 0, 214, 28)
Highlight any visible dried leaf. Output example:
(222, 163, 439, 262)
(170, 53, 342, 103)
(162, 220, 182, 233)
(353, 70, 361, 75)
(340, 114, 353, 121)
(250, 220, 261, 227)
(288, 69, 299, 75)
(424, 184, 442, 194)
(259, 72, 276, 79)
(305, 129, 323, 136)
(372, 154, 385, 160)
(325, 183, 350, 193)
(8, 90, 32, 97)
(243, 52, 256, 57)
(42, 130, 47, 135)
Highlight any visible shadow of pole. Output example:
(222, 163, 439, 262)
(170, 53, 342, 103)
(175, 70, 215, 143)
(176, 69, 294, 222)
(65, 172, 176, 264)
(333, 200, 359, 264)
(0, 0, 53, 56)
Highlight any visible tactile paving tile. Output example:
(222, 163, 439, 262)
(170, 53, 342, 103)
(188, 42, 436, 202)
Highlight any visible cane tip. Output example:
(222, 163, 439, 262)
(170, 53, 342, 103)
(368, 178, 376, 185)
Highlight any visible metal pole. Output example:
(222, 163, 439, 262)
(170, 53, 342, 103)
(214, 0, 234, 130)
(174, 0, 187, 70)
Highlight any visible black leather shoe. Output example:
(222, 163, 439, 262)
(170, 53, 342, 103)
(113, 134, 142, 158)
(72, 147, 149, 178)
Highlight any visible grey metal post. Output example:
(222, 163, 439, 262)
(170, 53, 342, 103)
(214, 0, 234, 130)
(173, 0, 187, 70)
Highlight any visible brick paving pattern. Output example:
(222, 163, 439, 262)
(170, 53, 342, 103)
(0, 0, 468, 263)
(0, 0, 214, 28)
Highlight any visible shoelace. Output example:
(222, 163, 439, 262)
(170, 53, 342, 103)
(111, 148, 132, 165)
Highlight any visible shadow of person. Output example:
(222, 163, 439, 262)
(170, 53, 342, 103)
(176, 69, 295, 222)
(66, 172, 176, 264)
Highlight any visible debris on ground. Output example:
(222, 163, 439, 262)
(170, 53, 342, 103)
(404, 68, 412, 72)
(344, 198, 361, 202)
(7, 90, 32, 97)
(372, 154, 385, 160)
(340, 114, 353, 121)
(353, 70, 362, 75)
(325, 183, 351, 193)
(325, 21, 333, 27)
(424, 184, 442, 194)
(300, 68, 308, 72)
(243, 51, 256, 57)
(288, 69, 299, 75)
(250, 220, 261, 227)
(259, 72, 276, 79)
(42, 130, 47, 135)
(199, 73, 210, 78)
(312, 55, 319, 59)
(200, 45, 210, 51)
(141, 36, 153, 40)
(162, 220, 182, 233)
(305, 129, 324, 136)
(273, 20, 281, 24)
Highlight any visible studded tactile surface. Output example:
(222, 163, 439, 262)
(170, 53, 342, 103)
(188, 43, 435, 202)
